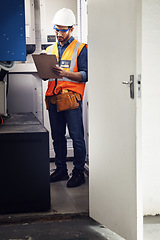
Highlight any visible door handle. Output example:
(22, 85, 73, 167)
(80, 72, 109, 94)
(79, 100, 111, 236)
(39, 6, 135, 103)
(122, 80, 133, 85)
(122, 75, 134, 99)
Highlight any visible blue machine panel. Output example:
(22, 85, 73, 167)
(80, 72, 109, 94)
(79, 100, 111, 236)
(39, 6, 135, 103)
(0, 0, 26, 61)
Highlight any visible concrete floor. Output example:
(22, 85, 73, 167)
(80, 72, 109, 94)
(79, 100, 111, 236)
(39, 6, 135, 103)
(0, 215, 159, 240)
(0, 217, 125, 240)
(0, 162, 159, 240)
(143, 215, 160, 240)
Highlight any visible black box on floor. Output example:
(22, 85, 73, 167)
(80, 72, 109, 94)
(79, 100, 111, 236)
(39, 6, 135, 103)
(0, 113, 50, 214)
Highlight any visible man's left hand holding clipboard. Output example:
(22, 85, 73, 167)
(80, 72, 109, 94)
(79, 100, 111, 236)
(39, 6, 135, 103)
(32, 52, 62, 80)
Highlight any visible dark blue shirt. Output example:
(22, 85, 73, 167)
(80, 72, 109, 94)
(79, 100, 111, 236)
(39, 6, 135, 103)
(57, 36, 88, 82)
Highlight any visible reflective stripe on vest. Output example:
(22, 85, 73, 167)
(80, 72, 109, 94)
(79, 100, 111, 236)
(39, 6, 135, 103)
(48, 44, 55, 54)
(48, 42, 81, 83)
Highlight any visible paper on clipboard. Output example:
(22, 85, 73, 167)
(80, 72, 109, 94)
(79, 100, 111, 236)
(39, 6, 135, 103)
(32, 54, 62, 79)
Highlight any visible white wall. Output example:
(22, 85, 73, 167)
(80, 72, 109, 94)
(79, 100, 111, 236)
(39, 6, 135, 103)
(142, 0, 160, 215)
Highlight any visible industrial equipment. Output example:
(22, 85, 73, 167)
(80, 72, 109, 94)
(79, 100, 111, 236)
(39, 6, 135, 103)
(0, 0, 26, 118)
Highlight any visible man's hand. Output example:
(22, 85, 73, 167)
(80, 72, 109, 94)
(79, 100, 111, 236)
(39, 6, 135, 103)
(52, 66, 83, 82)
(52, 66, 67, 78)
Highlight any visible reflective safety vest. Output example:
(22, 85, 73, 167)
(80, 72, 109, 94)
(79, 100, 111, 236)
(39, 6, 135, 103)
(45, 39, 86, 98)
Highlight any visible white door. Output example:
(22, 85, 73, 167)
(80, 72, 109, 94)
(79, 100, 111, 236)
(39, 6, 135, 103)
(88, 0, 143, 240)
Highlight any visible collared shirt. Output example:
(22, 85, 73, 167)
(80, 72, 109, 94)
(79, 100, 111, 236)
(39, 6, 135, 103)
(57, 36, 88, 82)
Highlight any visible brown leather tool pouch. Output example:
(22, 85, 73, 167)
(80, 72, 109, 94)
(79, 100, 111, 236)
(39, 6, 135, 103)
(45, 95, 57, 110)
(56, 91, 79, 112)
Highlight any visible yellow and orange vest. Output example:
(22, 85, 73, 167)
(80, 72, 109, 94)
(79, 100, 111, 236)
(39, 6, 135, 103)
(45, 39, 86, 98)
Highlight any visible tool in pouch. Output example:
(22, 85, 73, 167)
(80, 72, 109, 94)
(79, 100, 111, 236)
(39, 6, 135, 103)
(52, 78, 79, 112)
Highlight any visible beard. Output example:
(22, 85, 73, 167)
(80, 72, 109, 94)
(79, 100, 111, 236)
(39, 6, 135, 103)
(57, 34, 70, 45)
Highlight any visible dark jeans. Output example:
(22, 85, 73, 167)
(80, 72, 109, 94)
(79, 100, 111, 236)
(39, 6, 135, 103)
(49, 101, 86, 172)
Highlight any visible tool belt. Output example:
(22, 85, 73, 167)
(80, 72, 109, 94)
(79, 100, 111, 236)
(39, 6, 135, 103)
(45, 90, 81, 112)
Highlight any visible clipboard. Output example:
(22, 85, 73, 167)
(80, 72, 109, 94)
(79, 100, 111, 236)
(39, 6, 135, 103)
(32, 54, 62, 79)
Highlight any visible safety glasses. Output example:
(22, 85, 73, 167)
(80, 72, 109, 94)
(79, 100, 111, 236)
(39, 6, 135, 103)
(53, 25, 71, 33)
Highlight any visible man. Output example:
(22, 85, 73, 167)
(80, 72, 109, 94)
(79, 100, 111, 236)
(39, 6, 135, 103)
(45, 8, 88, 188)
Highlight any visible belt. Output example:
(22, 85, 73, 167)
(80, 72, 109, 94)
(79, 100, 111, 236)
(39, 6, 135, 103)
(45, 90, 82, 110)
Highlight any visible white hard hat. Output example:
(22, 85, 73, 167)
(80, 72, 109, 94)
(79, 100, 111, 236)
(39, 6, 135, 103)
(52, 8, 76, 26)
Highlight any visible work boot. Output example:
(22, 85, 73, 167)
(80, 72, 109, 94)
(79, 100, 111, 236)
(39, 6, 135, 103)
(67, 169, 85, 188)
(50, 168, 69, 183)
